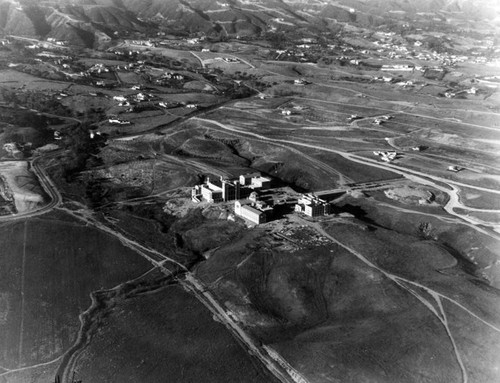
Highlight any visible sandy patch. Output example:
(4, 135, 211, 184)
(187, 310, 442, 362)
(0, 161, 46, 213)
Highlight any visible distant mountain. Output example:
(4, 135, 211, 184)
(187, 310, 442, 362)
(0, 0, 498, 48)
(0, 0, 148, 47)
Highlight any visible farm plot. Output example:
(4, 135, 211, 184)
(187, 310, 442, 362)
(457, 186, 500, 210)
(303, 148, 401, 183)
(116, 71, 143, 84)
(99, 113, 179, 136)
(0, 70, 70, 91)
(0, 211, 151, 371)
(115, 44, 201, 69)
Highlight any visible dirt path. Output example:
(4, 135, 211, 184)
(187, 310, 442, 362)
(300, 217, 500, 383)
(54, 205, 306, 383)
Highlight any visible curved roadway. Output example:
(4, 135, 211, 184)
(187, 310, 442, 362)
(192, 116, 500, 236)
(0, 155, 62, 222)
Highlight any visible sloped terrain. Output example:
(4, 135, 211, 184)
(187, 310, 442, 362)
(2, 0, 498, 47)
(193, 215, 500, 383)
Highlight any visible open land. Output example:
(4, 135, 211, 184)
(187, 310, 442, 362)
(0, 0, 499, 382)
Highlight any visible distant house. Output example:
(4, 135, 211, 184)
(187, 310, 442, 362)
(108, 119, 131, 125)
(447, 165, 463, 172)
(381, 64, 414, 72)
(113, 96, 127, 102)
(373, 151, 397, 162)
(347, 114, 362, 122)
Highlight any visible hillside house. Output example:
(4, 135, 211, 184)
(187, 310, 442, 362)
(108, 119, 131, 125)
(113, 96, 127, 102)
(381, 64, 414, 72)
(373, 151, 397, 162)
(447, 165, 463, 172)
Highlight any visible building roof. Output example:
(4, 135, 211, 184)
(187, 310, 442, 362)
(241, 204, 265, 216)
(202, 183, 222, 192)
(240, 172, 261, 178)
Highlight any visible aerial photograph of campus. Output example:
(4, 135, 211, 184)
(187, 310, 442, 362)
(0, 0, 499, 382)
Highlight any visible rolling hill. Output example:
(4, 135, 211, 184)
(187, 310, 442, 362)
(0, 0, 498, 48)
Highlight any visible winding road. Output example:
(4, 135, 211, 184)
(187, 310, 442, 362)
(191, 116, 500, 236)
(0, 155, 62, 222)
(300, 216, 500, 383)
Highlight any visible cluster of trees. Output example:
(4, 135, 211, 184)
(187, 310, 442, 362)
(1, 88, 71, 116)
(61, 121, 106, 179)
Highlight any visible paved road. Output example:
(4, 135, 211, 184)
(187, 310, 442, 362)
(56, 206, 305, 383)
(192, 116, 500, 235)
(0, 155, 62, 222)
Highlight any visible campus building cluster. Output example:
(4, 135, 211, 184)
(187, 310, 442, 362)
(192, 173, 274, 225)
(191, 173, 272, 204)
(192, 173, 345, 224)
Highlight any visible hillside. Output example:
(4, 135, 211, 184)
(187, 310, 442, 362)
(1, 0, 498, 47)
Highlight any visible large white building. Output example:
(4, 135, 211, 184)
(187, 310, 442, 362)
(192, 177, 224, 203)
(239, 173, 272, 189)
(192, 173, 272, 203)
(295, 194, 332, 217)
(234, 199, 273, 225)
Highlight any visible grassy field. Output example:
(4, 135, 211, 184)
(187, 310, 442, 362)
(335, 194, 500, 289)
(192, 223, 472, 382)
(0, 211, 151, 371)
(190, 200, 500, 382)
(98, 113, 179, 136)
(70, 284, 275, 383)
(0, 70, 70, 91)
(458, 186, 500, 209)
(115, 44, 201, 69)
